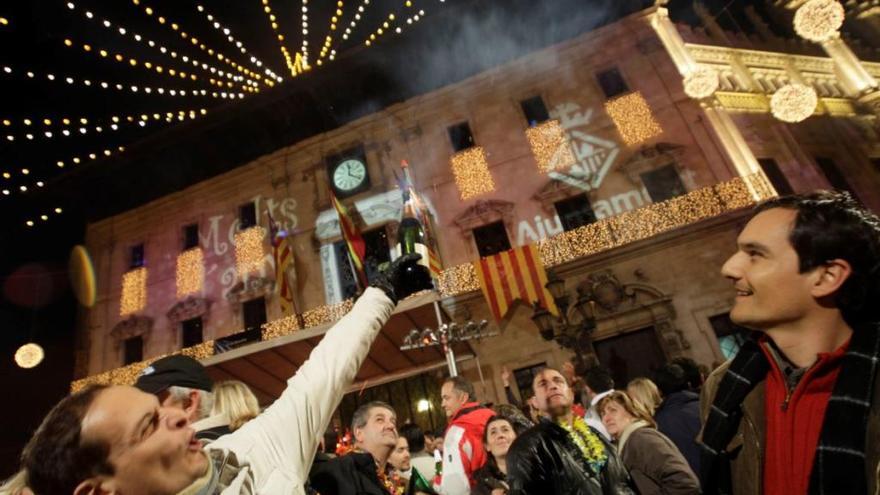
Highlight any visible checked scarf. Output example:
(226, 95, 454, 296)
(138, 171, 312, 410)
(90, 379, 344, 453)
(700, 323, 880, 495)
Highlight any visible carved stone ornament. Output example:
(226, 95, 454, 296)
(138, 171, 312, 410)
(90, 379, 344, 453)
(110, 315, 154, 348)
(532, 177, 594, 214)
(166, 297, 211, 326)
(617, 142, 687, 184)
(225, 276, 275, 305)
(452, 199, 515, 235)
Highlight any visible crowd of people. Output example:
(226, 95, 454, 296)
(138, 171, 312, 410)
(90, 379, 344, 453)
(1, 190, 879, 495)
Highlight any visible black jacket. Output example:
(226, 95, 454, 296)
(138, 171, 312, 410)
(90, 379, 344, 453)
(310, 452, 390, 495)
(471, 461, 508, 495)
(654, 391, 702, 476)
(506, 420, 635, 495)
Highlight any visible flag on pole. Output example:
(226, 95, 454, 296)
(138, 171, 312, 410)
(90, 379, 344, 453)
(330, 190, 369, 290)
(399, 160, 443, 277)
(267, 213, 296, 316)
(474, 244, 559, 321)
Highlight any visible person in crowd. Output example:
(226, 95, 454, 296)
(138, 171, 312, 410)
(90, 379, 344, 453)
(0, 471, 33, 495)
(472, 416, 518, 495)
(437, 376, 494, 494)
(491, 403, 534, 435)
(389, 434, 413, 482)
(16, 253, 431, 495)
(582, 365, 615, 440)
(653, 364, 702, 476)
(310, 401, 406, 495)
(701, 191, 880, 494)
(506, 367, 633, 494)
(562, 359, 588, 415)
(401, 423, 435, 481)
(203, 379, 261, 439)
(625, 377, 662, 416)
(599, 391, 700, 495)
(133, 353, 220, 441)
(671, 357, 704, 393)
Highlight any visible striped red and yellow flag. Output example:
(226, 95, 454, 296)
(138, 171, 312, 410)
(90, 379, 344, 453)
(330, 190, 368, 290)
(474, 244, 559, 321)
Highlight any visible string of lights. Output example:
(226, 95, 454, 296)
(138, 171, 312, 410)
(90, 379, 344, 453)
(260, 0, 309, 78)
(66, 2, 260, 90)
(363, 11, 397, 47)
(316, 0, 344, 66)
(340, 0, 373, 45)
(128, 0, 267, 87)
(0, 64, 242, 99)
(0, 16, 8, 26)
(299, 0, 311, 67)
(193, 4, 283, 83)
(1, 146, 126, 201)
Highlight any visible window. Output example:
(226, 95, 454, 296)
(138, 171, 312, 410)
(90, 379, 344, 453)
(758, 158, 793, 195)
(182, 317, 204, 348)
(814, 157, 855, 197)
(242, 297, 267, 333)
(709, 313, 750, 360)
(473, 221, 512, 258)
(334, 241, 360, 300)
(239, 202, 257, 229)
(448, 122, 475, 152)
(123, 336, 143, 365)
(554, 194, 597, 231)
(641, 164, 687, 203)
(183, 223, 199, 250)
(521, 96, 550, 127)
(596, 67, 629, 99)
(130, 243, 145, 269)
(334, 227, 392, 299)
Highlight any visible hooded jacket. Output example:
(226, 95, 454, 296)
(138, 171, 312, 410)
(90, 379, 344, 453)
(438, 402, 495, 494)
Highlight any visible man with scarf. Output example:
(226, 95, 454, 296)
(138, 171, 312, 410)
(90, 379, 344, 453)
(505, 367, 634, 494)
(700, 190, 880, 495)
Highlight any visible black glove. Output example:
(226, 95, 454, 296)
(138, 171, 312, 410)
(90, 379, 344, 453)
(371, 253, 434, 304)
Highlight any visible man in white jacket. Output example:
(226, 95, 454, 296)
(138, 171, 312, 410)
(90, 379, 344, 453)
(17, 254, 431, 495)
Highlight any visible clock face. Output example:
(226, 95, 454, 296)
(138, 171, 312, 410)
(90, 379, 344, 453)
(332, 159, 368, 192)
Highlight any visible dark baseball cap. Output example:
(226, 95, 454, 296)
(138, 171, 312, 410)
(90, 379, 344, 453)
(134, 355, 213, 395)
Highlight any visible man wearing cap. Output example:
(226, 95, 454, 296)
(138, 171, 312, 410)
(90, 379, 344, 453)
(135, 354, 231, 442)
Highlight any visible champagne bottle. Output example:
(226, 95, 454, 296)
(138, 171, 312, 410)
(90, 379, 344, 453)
(395, 190, 432, 296)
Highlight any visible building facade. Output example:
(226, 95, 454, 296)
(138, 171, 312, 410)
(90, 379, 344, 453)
(72, 2, 880, 419)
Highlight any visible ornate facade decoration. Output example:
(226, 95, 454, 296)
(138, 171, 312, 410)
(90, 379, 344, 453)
(452, 199, 516, 239)
(225, 276, 275, 305)
(617, 142, 687, 185)
(167, 297, 211, 326)
(110, 315, 154, 348)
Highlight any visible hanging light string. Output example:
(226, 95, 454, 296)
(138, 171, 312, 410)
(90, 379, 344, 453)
(3, 108, 208, 142)
(2, 146, 126, 198)
(260, 0, 309, 78)
(340, 0, 373, 46)
(66, 2, 261, 91)
(299, 0, 311, 67)
(0, 64, 241, 100)
(194, 3, 283, 83)
(316, 0, 344, 65)
(128, 0, 267, 87)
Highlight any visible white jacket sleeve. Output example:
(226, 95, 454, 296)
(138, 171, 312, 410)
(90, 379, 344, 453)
(209, 287, 394, 491)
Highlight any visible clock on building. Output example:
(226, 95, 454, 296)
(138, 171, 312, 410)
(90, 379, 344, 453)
(328, 149, 371, 198)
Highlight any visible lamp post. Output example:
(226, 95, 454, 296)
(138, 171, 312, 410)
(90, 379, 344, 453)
(530, 271, 598, 358)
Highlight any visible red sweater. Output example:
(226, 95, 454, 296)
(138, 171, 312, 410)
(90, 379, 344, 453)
(761, 338, 849, 495)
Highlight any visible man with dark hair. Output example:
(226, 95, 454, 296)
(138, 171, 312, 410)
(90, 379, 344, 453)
(16, 254, 431, 495)
(582, 366, 614, 440)
(670, 357, 703, 393)
(653, 364, 701, 475)
(700, 191, 880, 495)
(506, 367, 633, 494)
(400, 423, 435, 481)
(438, 376, 494, 494)
(310, 401, 401, 495)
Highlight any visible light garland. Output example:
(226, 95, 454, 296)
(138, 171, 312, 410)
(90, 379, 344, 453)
(66, 3, 259, 90)
(234, 226, 266, 276)
(450, 146, 495, 200)
(770, 83, 818, 123)
(120, 267, 148, 316)
(4, 108, 206, 143)
(341, 0, 373, 44)
(683, 67, 720, 99)
(15, 343, 44, 369)
(5, 147, 125, 205)
(525, 119, 576, 173)
(363, 12, 398, 47)
(260, 0, 309, 77)
(194, 4, 282, 83)
(70, 174, 774, 390)
(23, 207, 64, 228)
(794, 0, 845, 43)
(62, 37, 201, 84)
(604, 91, 663, 146)
(176, 248, 204, 298)
(0, 17, 8, 26)
(128, 0, 262, 84)
(300, 0, 311, 67)
(317, 0, 345, 65)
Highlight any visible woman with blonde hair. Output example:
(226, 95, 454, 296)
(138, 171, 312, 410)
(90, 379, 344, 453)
(211, 379, 261, 432)
(626, 377, 662, 416)
(598, 391, 699, 495)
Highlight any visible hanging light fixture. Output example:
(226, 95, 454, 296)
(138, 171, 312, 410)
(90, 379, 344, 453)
(794, 0, 845, 43)
(771, 84, 818, 123)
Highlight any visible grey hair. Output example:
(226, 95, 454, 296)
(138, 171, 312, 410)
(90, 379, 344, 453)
(350, 401, 395, 432)
(167, 385, 213, 420)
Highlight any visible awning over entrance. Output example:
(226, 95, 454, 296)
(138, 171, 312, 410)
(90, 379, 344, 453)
(201, 292, 474, 404)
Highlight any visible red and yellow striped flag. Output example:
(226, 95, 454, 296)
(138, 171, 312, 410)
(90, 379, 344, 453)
(474, 244, 559, 321)
(330, 190, 368, 290)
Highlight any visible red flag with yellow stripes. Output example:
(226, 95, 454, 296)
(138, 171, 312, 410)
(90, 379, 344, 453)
(474, 244, 559, 321)
(330, 190, 368, 290)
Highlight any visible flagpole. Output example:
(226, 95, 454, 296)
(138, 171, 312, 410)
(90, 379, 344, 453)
(434, 300, 458, 377)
